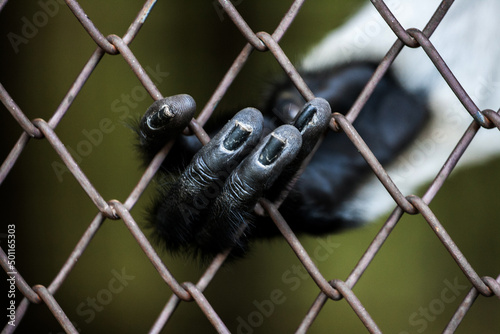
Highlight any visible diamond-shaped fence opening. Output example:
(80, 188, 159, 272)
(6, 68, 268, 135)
(1, 0, 499, 333)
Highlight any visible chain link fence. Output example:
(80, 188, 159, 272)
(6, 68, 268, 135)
(1, 0, 500, 333)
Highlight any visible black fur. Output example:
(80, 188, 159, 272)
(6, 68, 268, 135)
(138, 62, 429, 261)
(260, 62, 429, 236)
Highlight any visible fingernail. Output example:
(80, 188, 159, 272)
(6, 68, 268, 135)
(223, 121, 252, 151)
(147, 104, 174, 130)
(294, 104, 317, 132)
(258, 135, 285, 165)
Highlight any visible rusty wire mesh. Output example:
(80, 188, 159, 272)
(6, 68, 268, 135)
(1, 0, 500, 333)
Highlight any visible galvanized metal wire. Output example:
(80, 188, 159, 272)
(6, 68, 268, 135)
(1, 0, 499, 333)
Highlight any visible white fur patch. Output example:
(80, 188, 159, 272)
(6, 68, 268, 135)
(302, 0, 500, 223)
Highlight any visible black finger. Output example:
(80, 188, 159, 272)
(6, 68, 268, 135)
(224, 124, 302, 205)
(267, 97, 331, 201)
(198, 108, 263, 173)
(150, 108, 264, 252)
(139, 94, 196, 156)
(292, 97, 332, 157)
(196, 125, 302, 254)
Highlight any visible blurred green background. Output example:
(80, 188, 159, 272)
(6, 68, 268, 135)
(0, 0, 499, 333)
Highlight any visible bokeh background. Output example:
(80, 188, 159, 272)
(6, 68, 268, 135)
(0, 0, 499, 333)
